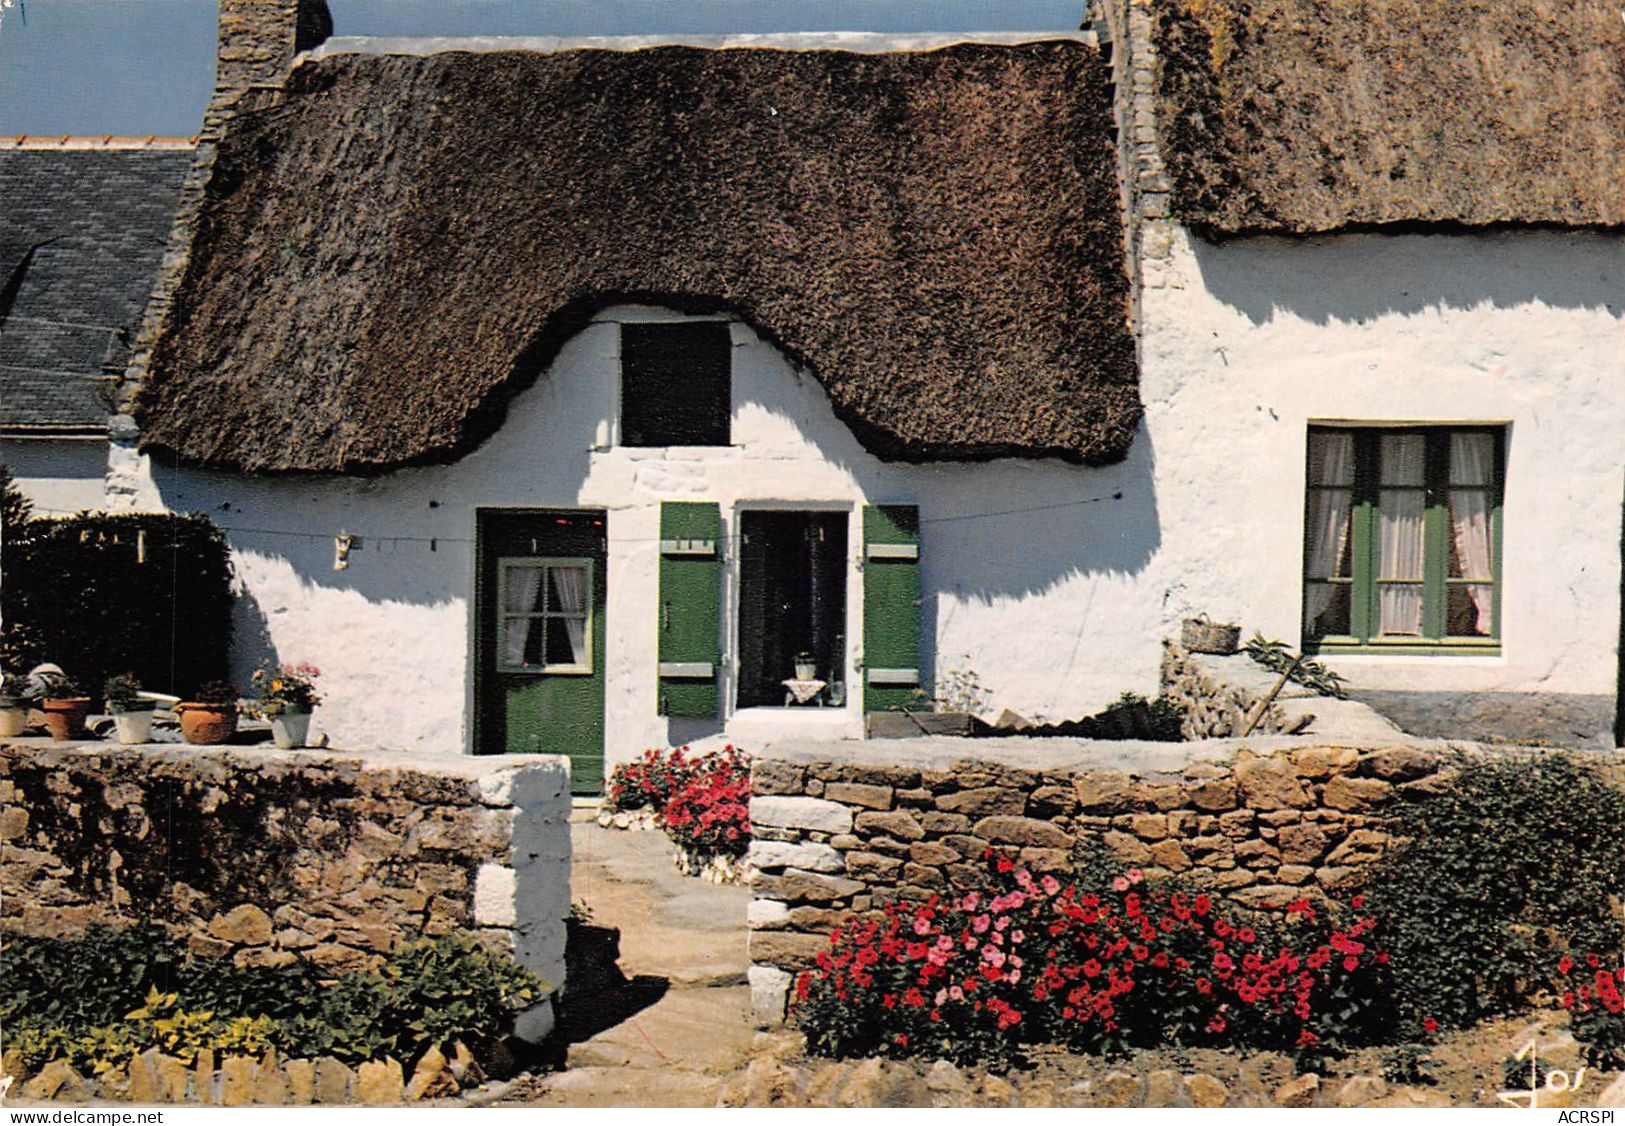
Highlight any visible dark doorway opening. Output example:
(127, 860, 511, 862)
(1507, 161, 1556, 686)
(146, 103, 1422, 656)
(737, 510, 847, 708)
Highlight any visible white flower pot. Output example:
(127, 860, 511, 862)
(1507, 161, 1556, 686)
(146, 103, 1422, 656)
(0, 705, 25, 738)
(270, 709, 312, 749)
(112, 709, 155, 745)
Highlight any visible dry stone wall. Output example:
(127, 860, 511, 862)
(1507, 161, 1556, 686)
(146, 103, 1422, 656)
(746, 739, 1458, 1022)
(0, 741, 570, 1040)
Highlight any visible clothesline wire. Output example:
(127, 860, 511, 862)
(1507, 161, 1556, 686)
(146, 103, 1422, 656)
(24, 489, 1125, 548)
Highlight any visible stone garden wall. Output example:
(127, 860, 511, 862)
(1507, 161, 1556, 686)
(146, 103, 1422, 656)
(0, 741, 571, 1041)
(745, 735, 1461, 1022)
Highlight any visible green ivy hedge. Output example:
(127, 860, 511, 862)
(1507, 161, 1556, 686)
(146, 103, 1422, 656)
(1, 465, 233, 698)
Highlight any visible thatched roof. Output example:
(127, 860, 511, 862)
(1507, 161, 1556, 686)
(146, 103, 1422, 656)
(137, 41, 1136, 472)
(1153, 0, 1625, 235)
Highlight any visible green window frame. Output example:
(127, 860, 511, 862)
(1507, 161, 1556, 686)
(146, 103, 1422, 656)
(496, 556, 595, 674)
(1303, 425, 1504, 655)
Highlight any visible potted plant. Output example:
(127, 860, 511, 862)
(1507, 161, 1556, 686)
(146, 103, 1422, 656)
(0, 669, 25, 738)
(174, 680, 239, 745)
(103, 672, 156, 745)
(793, 651, 818, 681)
(28, 665, 91, 741)
(248, 661, 321, 749)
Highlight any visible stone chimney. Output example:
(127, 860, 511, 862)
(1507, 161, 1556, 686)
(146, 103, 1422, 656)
(205, 0, 334, 135)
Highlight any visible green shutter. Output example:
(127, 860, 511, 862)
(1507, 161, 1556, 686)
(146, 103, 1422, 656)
(862, 504, 921, 713)
(658, 502, 722, 717)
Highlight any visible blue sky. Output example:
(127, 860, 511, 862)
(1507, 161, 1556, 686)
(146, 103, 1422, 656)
(0, 1, 1086, 137)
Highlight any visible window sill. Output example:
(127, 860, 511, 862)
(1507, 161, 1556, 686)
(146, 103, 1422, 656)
(1306, 639, 1500, 658)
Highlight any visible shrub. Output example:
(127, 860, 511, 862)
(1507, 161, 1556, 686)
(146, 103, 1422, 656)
(1557, 952, 1625, 1069)
(661, 745, 751, 858)
(792, 853, 1395, 1068)
(1363, 756, 1625, 1031)
(0, 927, 547, 1072)
(0, 509, 233, 698)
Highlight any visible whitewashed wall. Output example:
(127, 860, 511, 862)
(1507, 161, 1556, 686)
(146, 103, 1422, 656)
(1138, 228, 1625, 702)
(114, 306, 1161, 763)
(99, 230, 1625, 764)
(2, 438, 111, 515)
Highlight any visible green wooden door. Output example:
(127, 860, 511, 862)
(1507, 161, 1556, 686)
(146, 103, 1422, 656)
(658, 502, 722, 717)
(475, 509, 607, 794)
(862, 504, 921, 713)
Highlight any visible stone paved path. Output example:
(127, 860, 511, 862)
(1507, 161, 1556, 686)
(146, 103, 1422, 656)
(498, 815, 757, 1107)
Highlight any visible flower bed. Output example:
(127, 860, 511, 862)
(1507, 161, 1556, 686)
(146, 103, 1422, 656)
(602, 745, 751, 882)
(792, 853, 1398, 1069)
(0, 925, 545, 1100)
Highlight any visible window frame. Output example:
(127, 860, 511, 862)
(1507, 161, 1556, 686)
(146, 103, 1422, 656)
(1303, 424, 1505, 656)
(495, 556, 596, 675)
(618, 320, 733, 448)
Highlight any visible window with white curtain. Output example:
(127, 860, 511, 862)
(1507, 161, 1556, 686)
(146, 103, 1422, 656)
(1303, 426, 1503, 650)
(497, 557, 593, 673)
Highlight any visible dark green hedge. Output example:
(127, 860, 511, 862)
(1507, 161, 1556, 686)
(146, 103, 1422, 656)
(2, 473, 233, 699)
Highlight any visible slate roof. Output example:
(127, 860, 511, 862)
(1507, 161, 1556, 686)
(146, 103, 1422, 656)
(0, 145, 193, 434)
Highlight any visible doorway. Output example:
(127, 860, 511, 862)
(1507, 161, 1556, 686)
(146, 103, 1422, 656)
(475, 508, 607, 794)
(736, 510, 848, 708)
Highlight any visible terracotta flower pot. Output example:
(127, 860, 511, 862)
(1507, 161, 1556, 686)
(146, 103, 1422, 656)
(40, 697, 92, 741)
(175, 703, 238, 745)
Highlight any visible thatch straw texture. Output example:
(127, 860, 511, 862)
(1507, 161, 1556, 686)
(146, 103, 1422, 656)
(137, 42, 1136, 471)
(1154, 0, 1625, 236)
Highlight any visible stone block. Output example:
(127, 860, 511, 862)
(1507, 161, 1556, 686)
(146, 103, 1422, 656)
(1096, 1070, 1143, 1107)
(1186, 776, 1238, 811)
(752, 760, 806, 796)
(1017, 847, 1069, 872)
(1102, 830, 1152, 865)
(845, 851, 904, 879)
(1187, 1073, 1228, 1108)
(1362, 747, 1439, 781)
(935, 787, 1026, 817)
(220, 1055, 258, 1106)
(1234, 838, 1281, 866)
(750, 931, 831, 969)
(1141, 783, 1186, 811)
(824, 782, 893, 810)
(862, 835, 911, 857)
(1149, 839, 1192, 872)
(747, 962, 793, 1025)
(1336, 1076, 1388, 1107)
(209, 904, 273, 946)
(1315, 866, 1361, 891)
(1130, 813, 1169, 841)
(1277, 823, 1330, 865)
(1027, 785, 1079, 817)
(1074, 772, 1135, 813)
(973, 816, 1071, 849)
(752, 869, 866, 903)
(357, 1058, 405, 1105)
(894, 788, 935, 806)
(943, 834, 991, 858)
(473, 863, 518, 927)
(854, 810, 924, 841)
(749, 839, 845, 873)
(908, 840, 961, 866)
(1322, 775, 1394, 811)
(903, 862, 946, 887)
(284, 1059, 316, 1105)
(22, 1060, 87, 1102)
(1275, 1073, 1320, 1107)
(1235, 756, 1312, 810)
(752, 796, 853, 834)
(1326, 828, 1391, 866)
(406, 1045, 460, 1101)
(749, 898, 791, 929)
(787, 905, 848, 931)
(1290, 746, 1360, 779)
(1230, 884, 1297, 908)
(1277, 864, 1314, 885)
(254, 1052, 290, 1104)
(1145, 1069, 1191, 1108)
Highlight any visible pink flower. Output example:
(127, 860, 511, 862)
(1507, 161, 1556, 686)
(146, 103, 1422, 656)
(913, 917, 932, 937)
(1128, 868, 1144, 884)
(1111, 876, 1130, 892)
(1040, 875, 1061, 895)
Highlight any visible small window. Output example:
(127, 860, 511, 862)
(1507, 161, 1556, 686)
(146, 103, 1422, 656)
(497, 557, 594, 673)
(620, 321, 731, 446)
(1304, 425, 1503, 652)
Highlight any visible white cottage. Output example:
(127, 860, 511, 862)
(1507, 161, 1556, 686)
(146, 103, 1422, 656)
(7, 0, 1622, 790)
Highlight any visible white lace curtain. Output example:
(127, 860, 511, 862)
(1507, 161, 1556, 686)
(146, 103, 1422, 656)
(550, 565, 590, 665)
(1304, 432, 1354, 632)
(1377, 434, 1426, 636)
(503, 564, 546, 666)
(1450, 433, 1495, 633)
